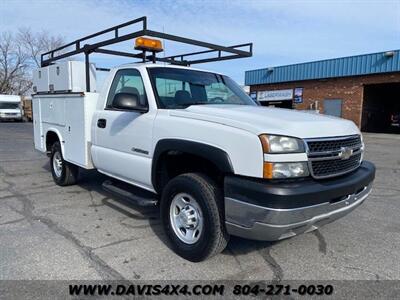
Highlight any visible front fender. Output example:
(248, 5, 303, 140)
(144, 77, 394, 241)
(151, 139, 234, 191)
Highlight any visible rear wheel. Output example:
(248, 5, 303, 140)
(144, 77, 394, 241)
(161, 173, 229, 262)
(50, 141, 79, 186)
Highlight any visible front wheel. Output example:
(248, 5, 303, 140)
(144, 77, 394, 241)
(161, 173, 229, 262)
(50, 141, 79, 186)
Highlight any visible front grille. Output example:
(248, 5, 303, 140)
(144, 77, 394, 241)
(307, 135, 361, 153)
(311, 153, 362, 178)
(306, 135, 363, 179)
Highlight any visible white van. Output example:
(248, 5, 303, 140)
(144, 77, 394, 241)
(0, 95, 22, 121)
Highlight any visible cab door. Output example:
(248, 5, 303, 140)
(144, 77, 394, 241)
(92, 68, 156, 191)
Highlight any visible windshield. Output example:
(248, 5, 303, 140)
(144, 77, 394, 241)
(0, 102, 19, 109)
(148, 67, 256, 109)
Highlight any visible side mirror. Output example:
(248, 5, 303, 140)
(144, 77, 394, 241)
(112, 92, 147, 112)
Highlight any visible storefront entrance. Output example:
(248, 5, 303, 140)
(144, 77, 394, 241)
(361, 83, 400, 133)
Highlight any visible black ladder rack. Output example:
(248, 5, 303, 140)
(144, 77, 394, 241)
(40, 16, 252, 92)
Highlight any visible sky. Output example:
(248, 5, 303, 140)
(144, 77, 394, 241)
(1, 0, 399, 85)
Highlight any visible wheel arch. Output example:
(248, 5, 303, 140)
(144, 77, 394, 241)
(152, 139, 234, 193)
(45, 128, 64, 155)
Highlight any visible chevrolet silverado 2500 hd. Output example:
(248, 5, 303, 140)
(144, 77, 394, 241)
(33, 18, 375, 262)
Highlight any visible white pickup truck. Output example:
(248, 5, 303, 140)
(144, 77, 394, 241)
(33, 18, 375, 261)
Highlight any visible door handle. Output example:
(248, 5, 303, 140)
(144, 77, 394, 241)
(97, 118, 107, 128)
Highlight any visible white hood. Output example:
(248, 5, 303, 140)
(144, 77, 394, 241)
(170, 105, 360, 138)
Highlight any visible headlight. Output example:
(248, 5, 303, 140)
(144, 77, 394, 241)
(263, 162, 309, 179)
(259, 135, 304, 153)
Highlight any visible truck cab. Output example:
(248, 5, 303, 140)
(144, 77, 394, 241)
(32, 17, 375, 261)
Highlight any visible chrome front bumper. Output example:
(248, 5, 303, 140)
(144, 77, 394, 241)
(225, 183, 372, 241)
(223, 155, 377, 243)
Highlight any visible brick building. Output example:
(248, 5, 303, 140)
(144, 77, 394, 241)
(245, 50, 400, 133)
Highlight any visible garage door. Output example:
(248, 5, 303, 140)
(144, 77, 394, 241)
(324, 99, 342, 117)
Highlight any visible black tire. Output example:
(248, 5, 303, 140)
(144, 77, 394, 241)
(50, 141, 79, 186)
(161, 173, 229, 262)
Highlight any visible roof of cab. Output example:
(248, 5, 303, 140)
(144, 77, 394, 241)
(115, 62, 224, 75)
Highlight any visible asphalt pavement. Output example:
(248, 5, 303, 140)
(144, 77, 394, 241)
(0, 122, 399, 281)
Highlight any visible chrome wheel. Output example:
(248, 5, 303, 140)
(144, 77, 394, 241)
(169, 193, 203, 244)
(52, 151, 63, 178)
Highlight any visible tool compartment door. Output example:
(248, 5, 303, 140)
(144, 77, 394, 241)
(32, 97, 44, 152)
(40, 97, 66, 126)
(63, 93, 98, 169)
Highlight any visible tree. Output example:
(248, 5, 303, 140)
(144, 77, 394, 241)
(0, 32, 29, 95)
(18, 28, 64, 68)
(0, 29, 64, 95)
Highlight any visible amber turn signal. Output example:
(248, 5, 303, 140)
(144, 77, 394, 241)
(263, 162, 274, 179)
(259, 135, 270, 153)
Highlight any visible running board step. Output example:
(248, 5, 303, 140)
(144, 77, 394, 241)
(102, 180, 158, 207)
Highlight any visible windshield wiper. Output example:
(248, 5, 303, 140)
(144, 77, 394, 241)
(177, 101, 210, 108)
(189, 101, 209, 105)
(170, 101, 212, 109)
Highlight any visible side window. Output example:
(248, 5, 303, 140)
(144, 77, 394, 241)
(106, 69, 147, 108)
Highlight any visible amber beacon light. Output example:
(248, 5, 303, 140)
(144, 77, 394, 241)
(135, 37, 163, 52)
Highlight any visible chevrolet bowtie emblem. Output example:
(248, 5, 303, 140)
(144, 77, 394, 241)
(339, 147, 353, 160)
